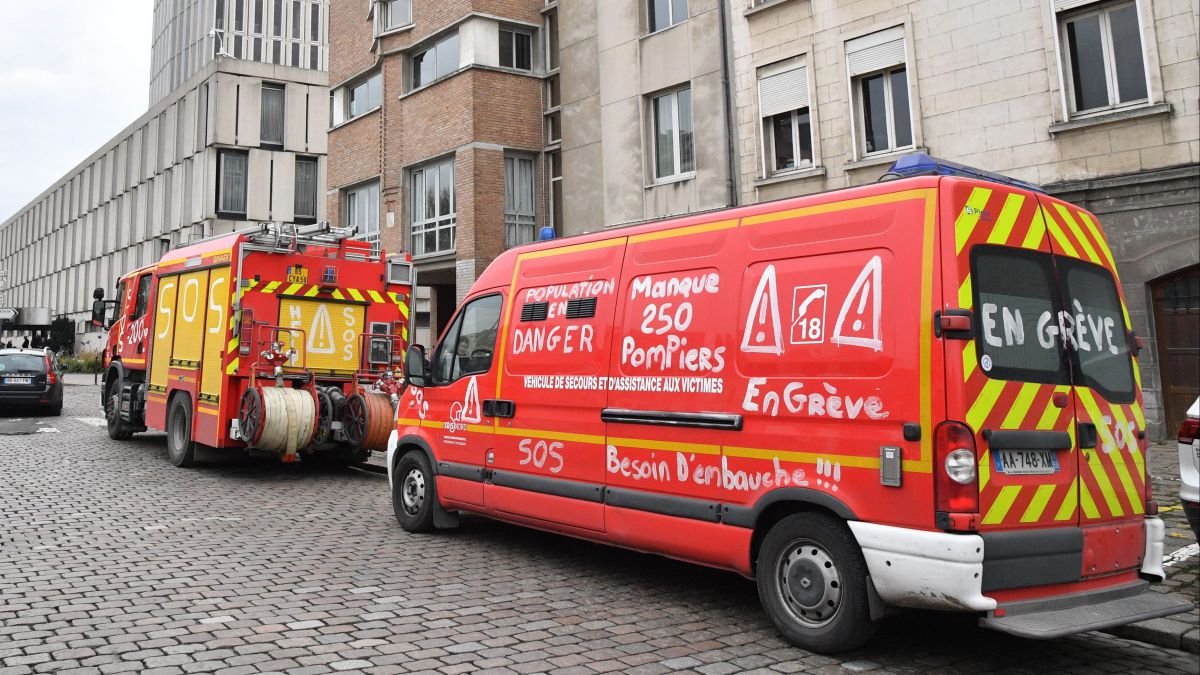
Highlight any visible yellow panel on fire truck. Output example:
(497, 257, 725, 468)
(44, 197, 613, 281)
(200, 267, 231, 399)
(277, 297, 366, 374)
(149, 275, 180, 391)
(170, 270, 211, 367)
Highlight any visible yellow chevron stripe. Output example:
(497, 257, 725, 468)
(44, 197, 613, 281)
(958, 276, 973, 310)
(978, 449, 991, 490)
(245, 279, 259, 289)
(283, 283, 304, 296)
(225, 357, 239, 375)
(1043, 209, 1079, 258)
(331, 289, 344, 300)
(262, 281, 282, 294)
(348, 288, 365, 302)
(1082, 448, 1124, 517)
(304, 285, 320, 297)
(983, 485, 1022, 525)
(368, 290, 385, 304)
(402, 327, 409, 341)
(1077, 211, 1119, 276)
(963, 339, 978, 381)
(1020, 484, 1058, 523)
(1001, 382, 1041, 429)
(398, 302, 410, 320)
(1079, 480, 1101, 519)
(967, 379, 1006, 432)
(1054, 204, 1101, 264)
(226, 337, 238, 353)
(1131, 400, 1145, 428)
(1054, 480, 1078, 521)
(1021, 206, 1048, 249)
(955, 188, 993, 254)
(1077, 389, 1142, 513)
(986, 193, 1025, 245)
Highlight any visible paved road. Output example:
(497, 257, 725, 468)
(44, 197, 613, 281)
(1, 384, 1197, 675)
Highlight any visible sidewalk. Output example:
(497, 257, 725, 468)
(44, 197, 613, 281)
(62, 372, 103, 386)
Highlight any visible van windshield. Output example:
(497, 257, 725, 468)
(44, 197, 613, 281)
(970, 245, 1136, 403)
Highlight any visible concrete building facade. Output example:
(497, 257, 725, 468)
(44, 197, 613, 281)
(1, 2, 331, 349)
(150, 0, 328, 104)
(325, 0, 1197, 437)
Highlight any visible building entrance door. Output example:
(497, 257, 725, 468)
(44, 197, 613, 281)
(1152, 265, 1200, 435)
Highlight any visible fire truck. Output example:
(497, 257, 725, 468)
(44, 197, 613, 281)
(93, 223, 413, 467)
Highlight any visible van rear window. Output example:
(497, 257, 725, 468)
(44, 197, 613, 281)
(970, 245, 1136, 403)
(972, 247, 1068, 384)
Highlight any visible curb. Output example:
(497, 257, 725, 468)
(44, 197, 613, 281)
(1105, 614, 1200, 654)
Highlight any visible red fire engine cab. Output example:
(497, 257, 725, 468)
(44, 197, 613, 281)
(94, 223, 413, 466)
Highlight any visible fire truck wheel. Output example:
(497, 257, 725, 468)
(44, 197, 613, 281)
(166, 395, 197, 468)
(393, 450, 436, 533)
(104, 379, 133, 440)
(756, 513, 877, 653)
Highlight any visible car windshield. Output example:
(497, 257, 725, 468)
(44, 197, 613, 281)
(0, 354, 45, 373)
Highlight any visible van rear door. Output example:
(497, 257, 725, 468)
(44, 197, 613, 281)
(1037, 196, 1147, 547)
(941, 178, 1081, 533)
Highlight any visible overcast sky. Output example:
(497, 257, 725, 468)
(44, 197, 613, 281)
(0, 0, 152, 223)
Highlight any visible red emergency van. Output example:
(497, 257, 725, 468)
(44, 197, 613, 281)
(387, 156, 1189, 652)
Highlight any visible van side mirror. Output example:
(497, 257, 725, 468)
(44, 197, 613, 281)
(93, 287, 105, 301)
(405, 345, 428, 388)
(90, 299, 108, 328)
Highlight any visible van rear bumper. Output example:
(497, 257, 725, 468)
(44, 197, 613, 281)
(849, 516, 1170, 614)
(978, 580, 1191, 639)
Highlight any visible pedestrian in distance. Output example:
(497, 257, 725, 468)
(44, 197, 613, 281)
(21, 336, 29, 348)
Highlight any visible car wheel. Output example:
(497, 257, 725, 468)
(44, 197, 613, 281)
(166, 395, 197, 467)
(393, 450, 436, 533)
(105, 380, 133, 440)
(756, 513, 878, 654)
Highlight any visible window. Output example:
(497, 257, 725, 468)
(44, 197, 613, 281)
(500, 29, 532, 71)
(432, 294, 503, 384)
(342, 72, 381, 122)
(217, 150, 248, 216)
(260, 83, 285, 147)
(758, 60, 813, 174)
(545, 9, 559, 70)
(133, 273, 152, 319)
(381, 0, 411, 30)
(1059, 1, 1147, 114)
(847, 27, 912, 156)
(412, 33, 460, 89)
(410, 157, 456, 256)
(294, 157, 318, 222)
(504, 156, 537, 248)
(651, 87, 694, 179)
(548, 150, 562, 233)
(344, 181, 380, 247)
(649, 0, 687, 32)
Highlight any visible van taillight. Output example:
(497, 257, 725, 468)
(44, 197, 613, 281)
(1179, 418, 1200, 445)
(935, 421, 979, 530)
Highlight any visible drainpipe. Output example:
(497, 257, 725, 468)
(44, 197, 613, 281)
(717, 0, 738, 208)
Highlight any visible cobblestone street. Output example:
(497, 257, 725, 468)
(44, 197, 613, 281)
(2, 384, 1198, 675)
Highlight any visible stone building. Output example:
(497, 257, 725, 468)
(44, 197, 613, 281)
(0, 1, 330, 349)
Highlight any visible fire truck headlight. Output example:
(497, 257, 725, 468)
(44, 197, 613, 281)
(944, 449, 976, 485)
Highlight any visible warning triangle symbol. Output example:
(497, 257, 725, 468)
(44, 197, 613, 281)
(462, 377, 482, 423)
(832, 255, 883, 351)
(741, 265, 784, 355)
(307, 303, 336, 354)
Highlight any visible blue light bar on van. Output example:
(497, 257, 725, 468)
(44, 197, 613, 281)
(882, 152, 1045, 193)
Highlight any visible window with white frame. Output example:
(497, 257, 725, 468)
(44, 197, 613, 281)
(758, 58, 813, 174)
(410, 158, 456, 256)
(412, 33, 461, 89)
(548, 150, 562, 234)
(504, 155, 537, 248)
(294, 157, 318, 222)
(651, 87, 694, 180)
(336, 71, 381, 124)
(217, 150, 248, 216)
(344, 180, 380, 247)
(1057, 0, 1147, 114)
(260, 83, 285, 147)
(380, 0, 412, 31)
(500, 29, 533, 71)
(847, 27, 912, 156)
(649, 0, 687, 32)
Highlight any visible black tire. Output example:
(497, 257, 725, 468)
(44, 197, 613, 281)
(756, 513, 878, 653)
(393, 450, 436, 532)
(166, 395, 197, 468)
(105, 379, 133, 440)
(49, 402, 62, 417)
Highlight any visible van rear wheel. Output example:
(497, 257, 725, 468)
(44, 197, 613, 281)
(756, 513, 877, 653)
(105, 379, 133, 440)
(166, 395, 197, 468)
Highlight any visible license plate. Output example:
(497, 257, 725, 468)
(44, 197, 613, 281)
(994, 449, 1059, 475)
(3, 377, 31, 385)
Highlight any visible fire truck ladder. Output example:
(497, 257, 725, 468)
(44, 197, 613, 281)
(246, 221, 358, 253)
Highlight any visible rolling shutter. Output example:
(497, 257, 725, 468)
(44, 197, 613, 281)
(846, 26, 906, 76)
(758, 66, 809, 117)
(1054, 0, 1098, 12)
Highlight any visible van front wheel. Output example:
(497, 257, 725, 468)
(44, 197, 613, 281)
(756, 513, 877, 653)
(393, 451, 436, 533)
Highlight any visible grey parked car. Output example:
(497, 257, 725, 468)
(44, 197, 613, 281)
(0, 348, 64, 416)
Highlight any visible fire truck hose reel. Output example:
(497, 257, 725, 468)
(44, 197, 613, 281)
(247, 386, 317, 457)
(344, 392, 393, 453)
